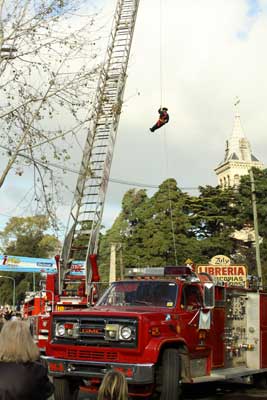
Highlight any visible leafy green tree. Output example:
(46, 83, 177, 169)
(99, 180, 198, 275)
(0, 215, 59, 257)
(188, 170, 267, 275)
(233, 168, 267, 277)
(187, 185, 239, 263)
(99, 171, 267, 282)
(98, 189, 148, 280)
(237, 169, 267, 235)
(0, 215, 60, 305)
(127, 179, 193, 267)
(189, 185, 237, 238)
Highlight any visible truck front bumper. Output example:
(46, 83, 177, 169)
(42, 356, 154, 384)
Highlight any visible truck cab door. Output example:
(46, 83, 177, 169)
(178, 284, 203, 351)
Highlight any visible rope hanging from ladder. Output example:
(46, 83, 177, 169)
(159, 0, 163, 107)
(149, 0, 169, 133)
(158, 0, 178, 265)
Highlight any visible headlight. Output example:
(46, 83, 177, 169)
(105, 324, 119, 340)
(120, 326, 132, 340)
(105, 323, 135, 341)
(56, 323, 65, 337)
(55, 322, 79, 338)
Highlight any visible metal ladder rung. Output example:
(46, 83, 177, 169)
(74, 230, 91, 235)
(82, 189, 99, 194)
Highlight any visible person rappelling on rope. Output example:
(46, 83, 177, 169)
(150, 107, 169, 132)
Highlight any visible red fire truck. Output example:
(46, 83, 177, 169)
(43, 265, 267, 399)
(21, 255, 100, 352)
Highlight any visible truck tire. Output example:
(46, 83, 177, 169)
(53, 378, 79, 400)
(160, 348, 181, 400)
(253, 373, 267, 389)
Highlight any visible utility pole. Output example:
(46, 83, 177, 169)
(109, 243, 117, 283)
(109, 243, 124, 282)
(249, 168, 262, 285)
(119, 244, 124, 280)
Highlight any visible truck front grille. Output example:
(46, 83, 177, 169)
(53, 316, 138, 348)
(67, 348, 118, 361)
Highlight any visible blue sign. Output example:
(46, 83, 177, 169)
(0, 255, 57, 273)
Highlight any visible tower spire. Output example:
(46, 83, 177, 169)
(214, 99, 264, 188)
(225, 97, 249, 162)
(231, 96, 244, 139)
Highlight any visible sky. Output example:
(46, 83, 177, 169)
(1, 0, 267, 239)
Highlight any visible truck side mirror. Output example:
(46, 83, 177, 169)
(203, 282, 215, 309)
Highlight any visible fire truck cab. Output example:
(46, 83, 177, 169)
(44, 266, 267, 400)
(22, 267, 90, 352)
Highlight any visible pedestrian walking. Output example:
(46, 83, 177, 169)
(97, 370, 128, 400)
(0, 319, 54, 399)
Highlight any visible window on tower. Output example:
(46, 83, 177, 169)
(234, 174, 240, 186)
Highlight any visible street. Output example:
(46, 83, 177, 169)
(77, 382, 267, 399)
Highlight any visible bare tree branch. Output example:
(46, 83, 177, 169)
(0, 0, 101, 225)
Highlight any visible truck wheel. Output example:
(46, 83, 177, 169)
(160, 348, 181, 400)
(254, 373, 267, 389)
(53, 378, 79, 400)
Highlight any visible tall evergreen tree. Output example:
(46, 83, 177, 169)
(134, 179, 193, 266)
(99, 180, 198, 274)
(187, 185, 238, 263)
(98, 189, 148, 279)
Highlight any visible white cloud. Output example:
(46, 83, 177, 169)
(1, 0, 267, 236)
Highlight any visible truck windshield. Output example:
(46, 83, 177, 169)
(97, 281, 178, 307)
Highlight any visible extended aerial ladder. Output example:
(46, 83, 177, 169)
(60, 0, 141, 294)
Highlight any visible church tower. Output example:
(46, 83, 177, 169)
(214, 100, 264, 188)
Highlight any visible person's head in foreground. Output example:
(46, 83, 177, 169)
(0, 319, 39, 362)
(98, 370, 128, 400)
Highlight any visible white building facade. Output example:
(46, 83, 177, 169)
(215, 108, 264, 188)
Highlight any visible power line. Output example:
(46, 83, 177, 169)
(0, 144, 199, 191)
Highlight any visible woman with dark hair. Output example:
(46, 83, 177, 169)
(97, 370, 128, 400)
(0, 320, 54, 399)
